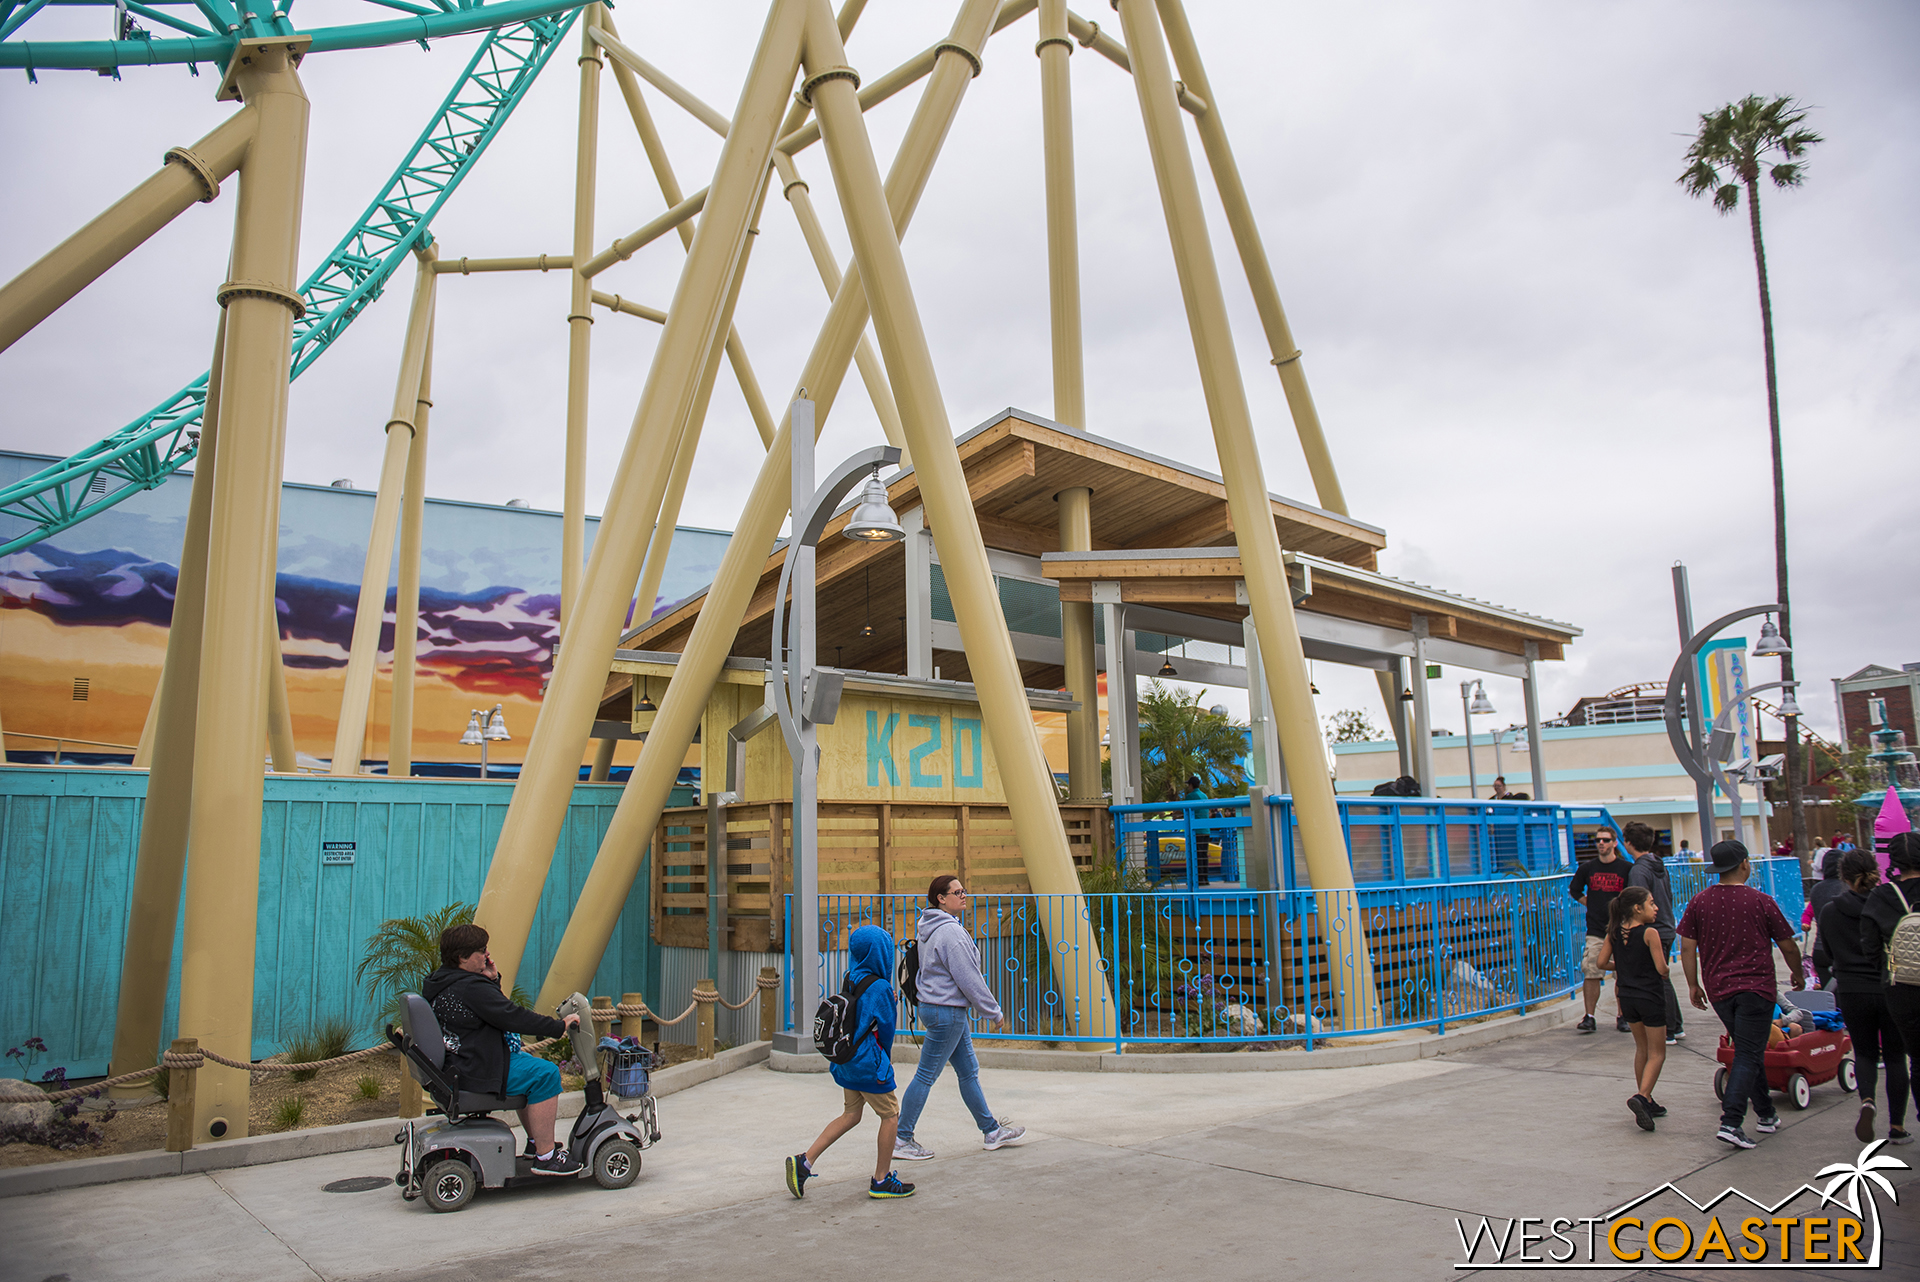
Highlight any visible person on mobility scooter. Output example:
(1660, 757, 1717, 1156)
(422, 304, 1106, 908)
(421, 923, 582, 1175)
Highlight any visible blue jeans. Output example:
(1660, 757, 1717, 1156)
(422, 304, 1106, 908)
(1713, 990, 1776, 1129)
(898, 1004, 996, 1139)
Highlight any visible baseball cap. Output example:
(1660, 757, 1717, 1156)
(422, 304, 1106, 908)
(1709, 840, 1749, 872)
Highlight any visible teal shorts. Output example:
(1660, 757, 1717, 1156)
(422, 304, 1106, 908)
(504, 1050, 562, 1104)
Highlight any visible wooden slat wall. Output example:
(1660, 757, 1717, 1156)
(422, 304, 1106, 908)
(651, 801, 1110, 950)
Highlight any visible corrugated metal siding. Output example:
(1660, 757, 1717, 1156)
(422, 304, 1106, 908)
(653, 946, 780, 1047)
(0, 768, 662, 1077)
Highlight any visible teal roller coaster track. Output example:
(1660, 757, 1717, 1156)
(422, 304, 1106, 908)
(0, 1, 586, 556)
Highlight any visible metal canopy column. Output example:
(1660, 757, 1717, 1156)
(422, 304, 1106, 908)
(1410, 615, 1436, 794)
(903, 505, 933, 679)
(1522, 642, 1547, 801)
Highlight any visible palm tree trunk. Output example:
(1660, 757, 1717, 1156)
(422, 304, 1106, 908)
(1744, 177, 1811, 882)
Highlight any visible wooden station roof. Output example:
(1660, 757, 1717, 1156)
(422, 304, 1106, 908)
(600, 410, 1563, 711)
(1041, 548, 1580, 660)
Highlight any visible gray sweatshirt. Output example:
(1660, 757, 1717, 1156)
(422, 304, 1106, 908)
(914, 908, 1002, 1020)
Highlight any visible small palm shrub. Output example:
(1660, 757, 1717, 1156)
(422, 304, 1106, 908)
(285, 1016, 356, 1083)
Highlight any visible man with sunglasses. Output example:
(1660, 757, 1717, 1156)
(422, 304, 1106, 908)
(1568, 827, 1634, 1033)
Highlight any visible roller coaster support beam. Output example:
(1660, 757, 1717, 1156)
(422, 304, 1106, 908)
(772, 151, 908, 466)
(801, 0, 1113, 1041)
(109, 307, 225, 1098)
(175, 35, 312, 1141)
(561, 4, 606, 634)
(1114, 0, 1379, 1028)
(599, 6, 776, 450)
(474, 0, 809, 991)
(1036, 0, 1099, 801)
(530, 0, 1007, 1011)
(390, 327, 435, 779)
(0, 109, 255, 357)
(331, 245, 437, 775)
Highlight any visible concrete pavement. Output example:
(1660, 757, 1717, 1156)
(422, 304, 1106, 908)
(4, 1011, 1915, 1281)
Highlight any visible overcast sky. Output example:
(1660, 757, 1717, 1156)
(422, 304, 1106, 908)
(3, 1, 1915, 739)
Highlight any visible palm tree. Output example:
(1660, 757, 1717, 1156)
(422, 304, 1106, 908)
(1133, 681, 1248, 803)
(1679, 95, 1822, 879)
(1816, 1139, 1909, 1266)
(357, 901, 529, 1030)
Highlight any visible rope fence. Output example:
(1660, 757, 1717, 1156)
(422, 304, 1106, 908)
(27, 971, 782, 1123)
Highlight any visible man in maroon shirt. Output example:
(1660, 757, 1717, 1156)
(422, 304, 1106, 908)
(1679, 840, 1805, 1150)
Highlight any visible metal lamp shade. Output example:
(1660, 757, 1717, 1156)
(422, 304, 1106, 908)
(1468, 681, 1496, 717)
(459, 713, 484, 746)
(842, 474, 904, 542)
(484, 705, 511, 742)
(1752, 619, 1790, 657)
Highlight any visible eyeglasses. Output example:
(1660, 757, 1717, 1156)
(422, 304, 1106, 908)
(943, 887, 968, 897)
(1593, 835, 1615, 843)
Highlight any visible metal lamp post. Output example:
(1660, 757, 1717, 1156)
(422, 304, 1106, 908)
(1663, 570, 1789, 856)
(769, 398, 902, 1053)
(461, 703, 509, 779)
(1703, 679, 1801, 851)
(1459, 679, 1495, 798)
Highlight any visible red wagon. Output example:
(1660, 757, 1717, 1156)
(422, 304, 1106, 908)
(1713, 1029, 1856, 1110)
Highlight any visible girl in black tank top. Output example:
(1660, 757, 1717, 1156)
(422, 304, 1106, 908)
(1598, 886, 1670, 1130)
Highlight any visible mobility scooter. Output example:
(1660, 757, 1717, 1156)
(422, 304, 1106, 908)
(391, 990, 658, 1211)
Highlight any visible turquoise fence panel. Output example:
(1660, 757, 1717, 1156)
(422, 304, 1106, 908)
(0, 768, 674, 1079)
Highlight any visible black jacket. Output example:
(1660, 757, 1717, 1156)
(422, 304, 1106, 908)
(1814, 888, 1883, 994)
(420, 966, 567, 1097)
(1626, 850, 1676, 945)
(1862, 877, 1920, 989)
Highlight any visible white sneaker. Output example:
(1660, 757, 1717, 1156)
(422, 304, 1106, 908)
(982, 1123, 1027, 1150)
(892, 1137, 936, 1161)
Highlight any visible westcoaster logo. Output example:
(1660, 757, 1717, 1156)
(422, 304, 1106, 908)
(1454, 1140, 1909, 1269)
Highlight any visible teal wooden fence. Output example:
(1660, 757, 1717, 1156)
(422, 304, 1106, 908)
(0, 767, 687, 1078)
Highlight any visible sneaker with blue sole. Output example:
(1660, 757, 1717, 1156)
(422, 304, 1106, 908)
(869, 1171, 915, 1199)
(785, 1154, 811, 1199)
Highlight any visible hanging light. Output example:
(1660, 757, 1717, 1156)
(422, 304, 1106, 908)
(635, 678, 656, 713)
(1509, 727, 1530, 754)
(459, 712, 484, 746)
(1752, 617, 1790, 657)
(1777, 686, 1804, 719)
(1158, 658, 1178, 677)
(860, 565, 875, 637)
(484, 704, 511, 742)
(842, 471, 905, 542)
(1468, 680, 1496, 717)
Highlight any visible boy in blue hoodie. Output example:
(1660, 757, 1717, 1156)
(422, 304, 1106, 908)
(785, 925, 914, 1200)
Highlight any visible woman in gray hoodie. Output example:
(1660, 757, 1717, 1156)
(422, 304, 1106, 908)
(892, 874, 1027, 1161)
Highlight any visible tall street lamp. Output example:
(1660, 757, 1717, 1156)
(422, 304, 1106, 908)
(769, 397, 902, 1053)
(1459, 679, 1495, 798)
(460, 703, 510, 779)
(1663, 573, 1789, 860)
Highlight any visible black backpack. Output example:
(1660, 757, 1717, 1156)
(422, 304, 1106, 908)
(898, 939, 922, 1010)
(813, 973, 882, 1064)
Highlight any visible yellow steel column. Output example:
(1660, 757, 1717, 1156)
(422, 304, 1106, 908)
(1112, 0, 1378, 1027)
(601, 7, 778, 450)
(633, 183, 771, 627)
(562, 4, 606, 632)
(477, 0, 809, 990)
(533, 0, 1003, 1008)
(587, 736, 617, 782)
(1056, 487, 1101, 800)
(330, 249, 436, 774)
(1155, 0, 1343, 516)
(0, 109, 256, 356)
(389, 329, 433, 779)
(1039, 0, 1098, 801)
(177, 36, 312, 1140)
(108, 307, 225, 1097)
(801, 0, 1111, 1039)
(772, 150, 908, 464)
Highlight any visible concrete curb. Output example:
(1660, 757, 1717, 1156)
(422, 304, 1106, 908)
(768, 1000, 1580, 1075)
(0, 1041, 770, 1200)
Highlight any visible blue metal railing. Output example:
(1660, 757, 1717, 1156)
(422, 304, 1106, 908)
(784, 881, 1581, 1053)
(1110, 795, 1596, 889)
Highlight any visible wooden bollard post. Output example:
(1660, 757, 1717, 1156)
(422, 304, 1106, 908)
(399, 1070, 423, 1120)
(759, 966, 779, 1043)
(695, 979, 717, 1060)
(620, 992, 646, 1043)
(164, 1037, 197, 1153)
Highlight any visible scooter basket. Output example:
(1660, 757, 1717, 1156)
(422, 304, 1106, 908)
(606, 1046, 657, 1098)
